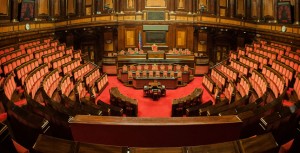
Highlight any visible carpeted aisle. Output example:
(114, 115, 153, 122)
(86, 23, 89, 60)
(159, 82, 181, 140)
(97, 76, 214, 117)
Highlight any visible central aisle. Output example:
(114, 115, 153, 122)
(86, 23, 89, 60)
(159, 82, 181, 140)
(97, 76, 214, 117)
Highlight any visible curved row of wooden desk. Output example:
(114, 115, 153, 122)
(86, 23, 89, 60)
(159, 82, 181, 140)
(33, 132, 280, 153)
(109, 87, 138, 116)
(69, 115, 242, 147)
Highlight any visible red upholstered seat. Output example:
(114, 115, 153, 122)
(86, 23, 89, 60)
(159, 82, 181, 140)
(0, 113, 7, 122)
(282, 100, 294, 107)
(14, 99, 27, 107)
(12, 139, 30, 153)
(279, 139, 294, 153)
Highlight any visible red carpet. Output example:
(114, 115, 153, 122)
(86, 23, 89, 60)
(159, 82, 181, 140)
(97, 76, 214, 117)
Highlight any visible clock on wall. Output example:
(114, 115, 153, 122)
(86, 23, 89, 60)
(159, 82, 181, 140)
(25, 23, 30, 30)
(281, 25, 287, 32)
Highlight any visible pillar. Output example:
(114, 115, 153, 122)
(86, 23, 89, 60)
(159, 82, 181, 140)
(61, 0, 66, 17)
(77, 0, 83, 16)
(11, 0, 19, 22)
(188, 0, 193, 14)
(256, 0, 262, 22)
(295, 0, 300, 24)
(273, 0, 278, 23)
(119, 0, 124, 13)
(114, 0, 119, 13)
(49, 0, 55, 20)
(34, 0, 38, 21)
(169, 0, 175, 13)
(229, 0, 235, 18)
(216, 0, 220, 16)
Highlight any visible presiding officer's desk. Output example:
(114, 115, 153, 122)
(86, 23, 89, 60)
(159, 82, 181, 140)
(133, 77, 177, 89)
(69, 115, 242, 147)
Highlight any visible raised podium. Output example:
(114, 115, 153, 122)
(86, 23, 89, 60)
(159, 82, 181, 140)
(147, 51, 165, 59)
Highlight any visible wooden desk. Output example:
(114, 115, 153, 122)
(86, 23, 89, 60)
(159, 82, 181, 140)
(70, 115, 242, 147)
(147, 51, 165, 59)
(33, 132, 278, 153)
(33, 134, 127, 153)
(119, 71, 189, 85)
(110, 87, 138, 116)
(143, 81, 166, 100)
(133, 77, 177, 89)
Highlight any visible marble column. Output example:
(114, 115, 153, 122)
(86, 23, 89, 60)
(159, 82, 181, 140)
(216, 0, 220, 16)
(295, 0, 300, 24)
(119, 0, 124, 13)
(114, 0, 119, 13)
(273, 0, 278, 23)
(11, 0, 19, 22)
(60, 0, 66, 17)
(137, 0, 142, 13)
(192, 0, 197, 14)
(188, 0, 193, 14)
(229, 0, 235, 18)
(49, 0, 55, 20)
(77, 0, 83, 16)
(256, 0, 262, 22)
(169, 0, 175, 14)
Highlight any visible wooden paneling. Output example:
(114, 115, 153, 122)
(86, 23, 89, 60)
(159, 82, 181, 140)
(177, 0, 186, 9)
(38, 0, 49, 15)
(126, 0, 135, 10)
(104, 32, 114, 51)
(0, 0, 8, 16)
(251, 0, 257, 18)
(199, 0, 207, 6)
(145, 0, 166, 8)
(85, 0, 93, 15)
(220, 0, 227, 7)
(67, 0, 75, 14)
(104, 0, 114, 9)
(263, 0, 274, 17)
(236, 0, 245, 16)
(54, 0, 60, 16)
(125, 28, 136, 47)
(176, 29, 187, 48)
(220, 0, 227, 16)
(220, 8, 226, 16)
(198, 32, 207, 52)
(186, 26, 194, 50)
(86, 0, 92, 5)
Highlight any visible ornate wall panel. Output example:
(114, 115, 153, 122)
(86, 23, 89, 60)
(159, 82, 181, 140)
(220, 8, 226, 16)
(177, 0, 186, 9)
(0, 0, 9, 16)
(251, 0, 257, 18)
(263, 0, 274, 17)
(220, 0, 227, 16)
(220, 0, 227, 7)
(125, 28, 136, 48)
(38, 0, 49, 15)
(67, 0, 75, 14)
(283, 0, 295, 5)
(236, 0, 245, 16)
(104, 32, 114, 51)
(54, 0, 60, 16)
(104, 0, 114, 9)
(145, 0, 166, 8)
(199, 0, 207, 6)
(20, 1, 35, 21)
(198, 32, 207, 52)
(85, 0, 92, 15)
(176, 29, 186, 48)
(126, 0, 135, 10)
